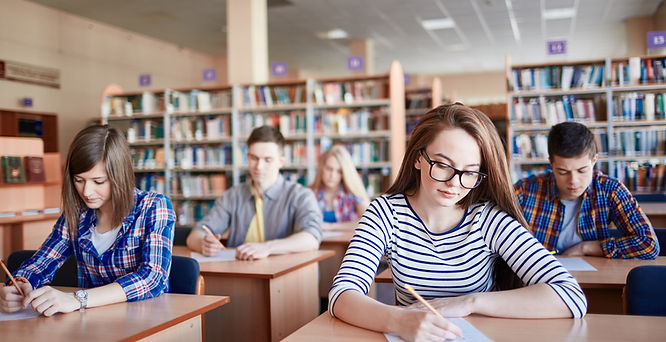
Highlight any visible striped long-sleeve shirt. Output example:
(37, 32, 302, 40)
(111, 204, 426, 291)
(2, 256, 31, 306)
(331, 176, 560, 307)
(329, 193, 587, 318)
(13, 189, 175, 301)
(514, 171, 659, 259)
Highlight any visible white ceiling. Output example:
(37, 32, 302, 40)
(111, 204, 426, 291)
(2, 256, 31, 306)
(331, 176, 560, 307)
(28, 0, 663, 77)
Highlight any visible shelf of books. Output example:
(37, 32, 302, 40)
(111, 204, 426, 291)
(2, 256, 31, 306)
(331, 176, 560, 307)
(312, 61, 405, 197)
(100, 61, 407, 224)
(507, 55, 666, 196)
(405, 78, 443, 138)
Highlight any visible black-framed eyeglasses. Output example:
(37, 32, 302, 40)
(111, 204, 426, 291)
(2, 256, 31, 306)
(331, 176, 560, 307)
(420, 149, 487, 189)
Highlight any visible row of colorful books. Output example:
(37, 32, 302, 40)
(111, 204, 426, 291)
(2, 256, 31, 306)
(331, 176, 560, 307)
(136, 174, 166, 194)
(512, 132, 609, 159)
(171, 116, 231, 142)
(239, 111, 307, 137)
(611, 92, 666, 121)
(0, 155, 45, 184)
(511, 96, 598, 124)
(170, 173, 226, 198)
(175, 200, 215, 226)
(509, 64, 605, 91)
(611, 160, 666, 192)
(131, 148, 165, 170)
(608, 129, 666, 156)
(101, 92, 164, 117)
(166, 89, 232, 113)
(171, 145, 232, 170)
(127, 120, 164, 143)
(312, 80, 387, 105)
(611, 57, 666, 86)
(238, 85, 304, 108)
(314, 107, 389, 135)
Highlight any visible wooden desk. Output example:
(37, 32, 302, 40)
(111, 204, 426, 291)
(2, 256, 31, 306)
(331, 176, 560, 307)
(284, 312, 666, 342)
(375, 256, 666, 314)
(319, 230, 355, 297)
(0, 293, 229, 341)
(173, 246, 335, 342)
(640, 202, 666, 227)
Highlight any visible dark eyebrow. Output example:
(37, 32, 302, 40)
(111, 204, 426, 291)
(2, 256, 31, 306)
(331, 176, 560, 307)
(432, 152, 481, 168)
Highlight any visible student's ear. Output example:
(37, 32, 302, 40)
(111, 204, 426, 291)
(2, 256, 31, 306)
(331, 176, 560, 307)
(279, 155, 286, 168)
(414, 154, 422, 170)
(591, 153, 598, 165)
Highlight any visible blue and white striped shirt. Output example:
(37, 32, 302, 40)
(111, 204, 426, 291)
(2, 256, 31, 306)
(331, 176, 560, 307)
(329, 193, 587, 318)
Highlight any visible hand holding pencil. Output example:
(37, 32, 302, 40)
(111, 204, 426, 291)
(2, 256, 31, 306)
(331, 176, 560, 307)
(200, 224, 226, 256)
(404, 285, 463, 340)
(0, 258, 34, 313)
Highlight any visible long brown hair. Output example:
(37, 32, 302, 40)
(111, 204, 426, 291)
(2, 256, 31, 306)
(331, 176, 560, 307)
(387, 103, 527, 289)
(310, 145, 369, 203)
(62, 125, 135, 234)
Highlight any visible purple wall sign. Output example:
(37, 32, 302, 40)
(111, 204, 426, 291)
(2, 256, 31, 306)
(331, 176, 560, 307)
(271, 62, 288, 76)
(22, 97, 33, 107)
(404, 73, 411, 86)
(139, 74, 151, 87)
(203, 68, 217, 81)
(547, 40, 567, 55)
(347, 56, 364, 71)
(647, 31, 666, 49)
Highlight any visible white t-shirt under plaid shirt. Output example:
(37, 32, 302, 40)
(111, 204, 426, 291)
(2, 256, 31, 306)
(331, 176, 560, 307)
(328, 193, 587, 318)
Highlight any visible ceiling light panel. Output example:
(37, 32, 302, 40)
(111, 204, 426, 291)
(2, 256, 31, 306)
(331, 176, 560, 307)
(421, 18, 456, 30)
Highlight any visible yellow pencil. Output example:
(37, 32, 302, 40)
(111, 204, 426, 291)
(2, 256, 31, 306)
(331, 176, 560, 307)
(0, 259, 25, 297)
(405, 285, 444, 319)
(405, 285, 463, 338)
(201, 224, 225, 248)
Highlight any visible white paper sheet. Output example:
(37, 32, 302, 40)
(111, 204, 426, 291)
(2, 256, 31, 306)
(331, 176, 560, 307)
(190, 249, 237, 262)
(0, 306, 39, 321)
(384, 317, 493, 342)
(556, 257, 597, 271)
(322, 231, 345, 239)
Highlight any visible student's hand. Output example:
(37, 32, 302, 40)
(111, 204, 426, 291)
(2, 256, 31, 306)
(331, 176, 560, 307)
(235, 242, 271, 260)
(395, 309, 462, 342)
(0, 282, 33, 313)
(25, 286, 79, 316)
(408, 295, 474, 318)
(201, 233, 225, 256)
(562, 241, 603, 257)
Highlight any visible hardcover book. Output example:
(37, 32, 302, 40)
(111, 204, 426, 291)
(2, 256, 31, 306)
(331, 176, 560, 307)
(1, 156, 26, 183)
(24, 156, 46, 182)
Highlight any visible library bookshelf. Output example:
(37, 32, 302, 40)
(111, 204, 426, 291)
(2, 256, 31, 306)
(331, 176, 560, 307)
(506, 55, 666, 198)
(101, 61, 406, 226)
(0, 137, 62, 261)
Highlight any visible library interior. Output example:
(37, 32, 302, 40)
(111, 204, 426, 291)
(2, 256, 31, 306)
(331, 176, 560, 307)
(1, 0, 666, 341)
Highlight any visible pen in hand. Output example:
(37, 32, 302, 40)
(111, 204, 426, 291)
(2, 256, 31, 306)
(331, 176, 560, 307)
(0, 259, 25, 297)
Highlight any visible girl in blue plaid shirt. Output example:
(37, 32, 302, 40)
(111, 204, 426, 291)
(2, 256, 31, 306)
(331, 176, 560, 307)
(1, 125, 175, 316)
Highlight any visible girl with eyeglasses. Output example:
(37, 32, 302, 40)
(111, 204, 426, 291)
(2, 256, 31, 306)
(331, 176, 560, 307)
(328, 103, 586, 341)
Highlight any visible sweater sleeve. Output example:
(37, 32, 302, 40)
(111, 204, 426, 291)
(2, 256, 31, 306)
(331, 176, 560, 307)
(482, 204, 588, 318)
(328, 196, 391, 317)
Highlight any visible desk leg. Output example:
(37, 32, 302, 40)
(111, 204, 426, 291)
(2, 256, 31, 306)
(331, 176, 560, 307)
(138, 315, 202, 342)
(584, 288, 623, 314)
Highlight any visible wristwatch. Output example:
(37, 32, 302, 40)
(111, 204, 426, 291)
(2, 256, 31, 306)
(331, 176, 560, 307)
(74, 289, 88, 312)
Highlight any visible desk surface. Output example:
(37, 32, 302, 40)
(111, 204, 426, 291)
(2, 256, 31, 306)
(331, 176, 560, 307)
(284, 312, 666, 342)
(321, 230, 355, 244)
(375, 256, 666, 288)
(0, 293, 229, 341)
(173, 246, 335, 278)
